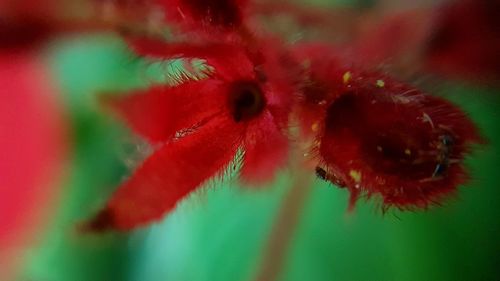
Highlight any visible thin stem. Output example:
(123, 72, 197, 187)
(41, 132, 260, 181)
(253, 171, 313, 281)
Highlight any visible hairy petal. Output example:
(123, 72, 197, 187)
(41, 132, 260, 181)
(128, 39, 255, 81)
(101, 79, 227, 143)
(83, 115, 244, 231)
(156, 0, 248, 30)
(127, 38, 234, 60)
(257, 41, 297, 128)
(241, 111, 288, 185)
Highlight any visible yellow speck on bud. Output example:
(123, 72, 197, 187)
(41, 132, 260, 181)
(349, 170, 362, 183)
(405, 149, 412, 155)
(343, 71, 352, 84)
(376, 79, 385, 88)
(311, 122, 320, 132)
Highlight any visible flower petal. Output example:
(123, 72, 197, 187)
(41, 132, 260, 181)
(0, 54, 66, 277)
(350, 9, 432, 71)
(127, 38, 233, 60)
(156, 0, 248, 30)
(127, 39, 255, 81)
(240, 111, 288, 185)
(102, 79, 227, 143)
(424, 0, 500, 83)
(83, 114, 244, 231)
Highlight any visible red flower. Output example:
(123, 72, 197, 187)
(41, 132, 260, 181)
(157, 0, 249, 31)
(296, 48, 483, 210)
(78, 1, 489, 230)
(84, 43, 291, 231)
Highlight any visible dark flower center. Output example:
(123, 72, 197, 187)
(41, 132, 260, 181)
(229, 81, 266, 122)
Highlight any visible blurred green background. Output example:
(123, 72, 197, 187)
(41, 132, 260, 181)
(19, 17, 500, 281)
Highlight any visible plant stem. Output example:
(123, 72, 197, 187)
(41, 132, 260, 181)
(253, 171, 313, 281)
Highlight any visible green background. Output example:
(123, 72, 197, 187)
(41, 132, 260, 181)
(20, 15, 500, 281)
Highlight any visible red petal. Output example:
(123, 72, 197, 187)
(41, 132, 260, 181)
(240, 111, 289, 184)
(251, 1, 356, 30)
(424, 0, 500, 83)
(84, 115, 244, 231)
(127, 38, 234, 59)
(127, 39, 255, 81)
(102, 79, 228, 144)
(0, 54, 66, 276)
(0, 0, 58, 45)
(349, 9, 432, 70)
(316, 70, 482, 210)
(156, 0, 248, 30)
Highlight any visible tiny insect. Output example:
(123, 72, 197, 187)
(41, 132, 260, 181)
(432, 133, 454, 178)
(315, 166, 347, 188)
